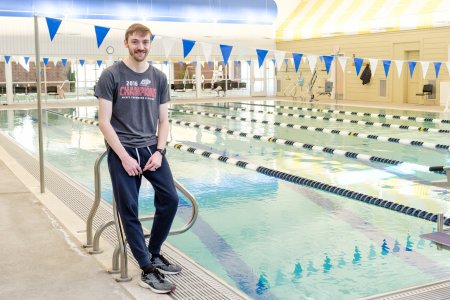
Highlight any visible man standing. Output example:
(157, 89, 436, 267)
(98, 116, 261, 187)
(95, 23, 181, 294)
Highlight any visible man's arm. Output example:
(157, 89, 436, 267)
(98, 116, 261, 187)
(156, 102, 169, 150)
(98, 98, 142, 176)
(143, 102, 169, 171)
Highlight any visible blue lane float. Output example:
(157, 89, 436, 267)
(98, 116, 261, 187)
(170, 108, 450, 152)
(169, 119, 445, 175)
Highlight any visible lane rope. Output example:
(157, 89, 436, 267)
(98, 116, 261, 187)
(169, 119, 445, 175)
(230, 101, 450, 125)
(169, 108, 450, 152)
(189, 105, 449, 133)
(167, 141, 450, 226)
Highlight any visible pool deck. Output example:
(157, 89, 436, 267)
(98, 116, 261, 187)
(0, 148, 135, 299)
(0, 96, 449, 300)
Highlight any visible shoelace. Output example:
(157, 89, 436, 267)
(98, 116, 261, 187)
(144, 269, 166, 283)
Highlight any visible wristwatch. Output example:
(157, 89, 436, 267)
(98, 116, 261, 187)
(156, 148, 166, 156)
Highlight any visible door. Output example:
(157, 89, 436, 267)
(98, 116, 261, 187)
(251, 61, 266, 96)
(406, 51, 421, 104)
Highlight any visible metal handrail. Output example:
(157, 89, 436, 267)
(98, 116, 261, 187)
(85, 149, 199, 281)
(83, 150, 108, 248)
(111, 178, 199, 280)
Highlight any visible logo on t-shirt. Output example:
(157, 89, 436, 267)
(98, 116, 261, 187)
(119, 79, 156, 100)
(140, 79, 151, 86)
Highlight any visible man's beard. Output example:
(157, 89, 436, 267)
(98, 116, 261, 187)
(129, 49, 148, 62)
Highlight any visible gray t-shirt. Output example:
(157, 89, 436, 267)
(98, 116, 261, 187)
(95, 61, 170, 147)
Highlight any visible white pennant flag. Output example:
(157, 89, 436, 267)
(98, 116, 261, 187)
(162, 38, 176, 59)
(19, 56, 30, 72)
(307, 54, 318, 73)
(200, 42, 212, 63)
(273, 50, 286, 71)
(51, 57, 59, 66)
(368, 59, 378, 77)
(338, 56, 347, 72)
(394, 60, 403, 77)
(420, 61, 430, 79)
(445, 62, 450, 76)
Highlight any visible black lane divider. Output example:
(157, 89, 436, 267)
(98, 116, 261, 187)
(169, 108, 450, 152)
(191, 104, 449, 133)
(170, 119, 445, 175)
(167, 141, 450, 226)
(54, 110, 450, 226)
(226, 102, 450, 125)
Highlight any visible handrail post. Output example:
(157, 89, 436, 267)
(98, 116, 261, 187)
(83, 150, 107, 248)
(112, 197, 132, 282)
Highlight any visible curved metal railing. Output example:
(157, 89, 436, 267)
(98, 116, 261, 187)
(84, 149, 199, 280)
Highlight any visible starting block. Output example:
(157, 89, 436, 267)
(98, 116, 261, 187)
(429, 166, 450, 187)
(421, 214, 450, 251)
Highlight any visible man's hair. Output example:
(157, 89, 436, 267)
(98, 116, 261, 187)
(125, 23, 152, 41)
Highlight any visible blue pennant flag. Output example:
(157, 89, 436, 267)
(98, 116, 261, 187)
(434, 62, 441, 78)
(4, 55, 11, 64)
(97, 60, 102, 67)
(284, 58, 289, 65)
(256, 49, 268, 68)
(148, 61, 152, 65)
(61, 58, 67, 67)
(354, 57, 363, 75)
(43, 57, 49, 66)
(151, 34, 155, 41)
(292, 53, 303, 72)
(408, 61, 416, 78)
(163, 60, 168, 65)
(192, 61, 197, 66)
(382, 60, 391, 77)
(322, 55, 334, 74)
(45, 17, 62, 41)
(79, 59, 85, 66)
(182, 39, 196, 59)
(24, 56, 30, 65)
(271, 58, 276, 66)
(207, 61, 213, 68)
(247, 60, 252, 66)
(94, 25, 110, 48)
(220, 44, 233, 66)
(178, 61, 184, 65)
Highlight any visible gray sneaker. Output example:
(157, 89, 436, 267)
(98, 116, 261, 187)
(151, 254, 182, 275)
(139, 269, 176, 294)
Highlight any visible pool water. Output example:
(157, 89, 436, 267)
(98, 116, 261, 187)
(0, 100, 449, 299)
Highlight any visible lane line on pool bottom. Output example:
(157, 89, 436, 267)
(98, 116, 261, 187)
(226, 102, 450, 125)
(169, 119, 445, 175)
(167, 141, 450, 225)
(170, 108, 450, 152)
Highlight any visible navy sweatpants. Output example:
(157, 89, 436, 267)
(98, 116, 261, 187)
(107, 144, 179, 268)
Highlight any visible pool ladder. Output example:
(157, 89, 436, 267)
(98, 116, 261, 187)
(83, 150, 199, 281)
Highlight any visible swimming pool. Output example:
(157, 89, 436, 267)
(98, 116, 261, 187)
(1, 100, 449, 299)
